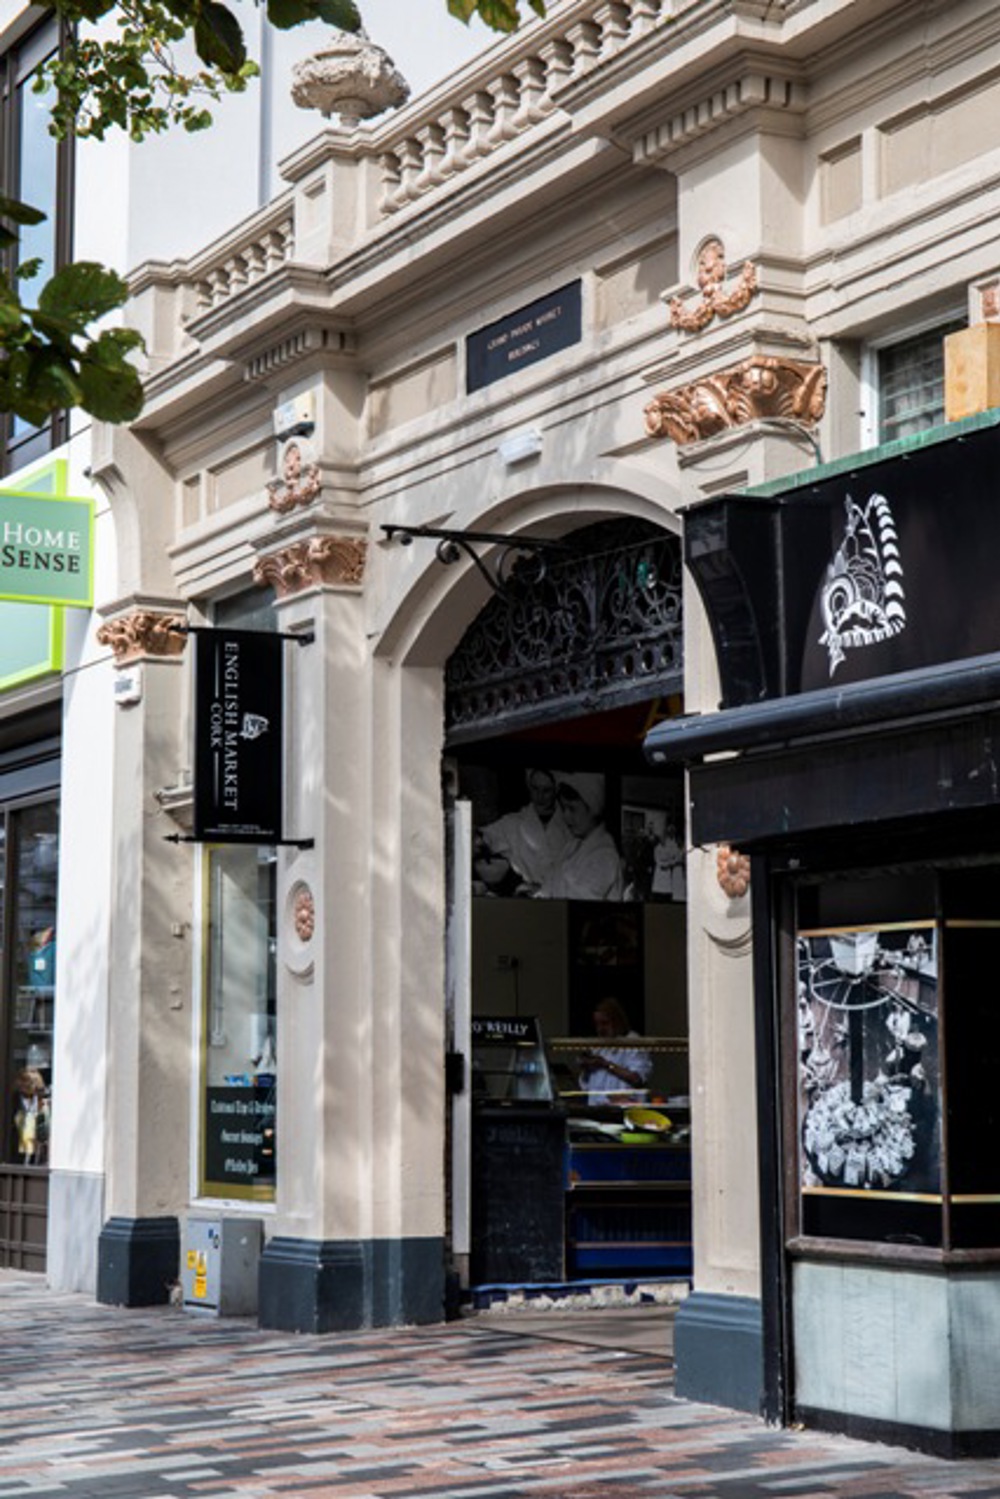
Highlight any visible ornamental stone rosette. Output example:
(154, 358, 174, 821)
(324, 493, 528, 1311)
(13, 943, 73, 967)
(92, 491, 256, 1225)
(716, 844, 751, 899)
(291, 31, 410, 127)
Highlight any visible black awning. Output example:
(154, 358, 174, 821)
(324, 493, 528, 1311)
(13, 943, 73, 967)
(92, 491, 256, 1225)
(644, 651, 1000, 769)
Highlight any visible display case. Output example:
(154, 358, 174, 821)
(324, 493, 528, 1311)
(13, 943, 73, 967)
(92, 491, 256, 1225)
(471, 1015, 554, 1104)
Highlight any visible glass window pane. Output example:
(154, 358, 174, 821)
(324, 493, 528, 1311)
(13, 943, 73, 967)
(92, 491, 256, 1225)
(200, 845, 276, 1200)
(878, 323, 964, 445)
(9, 802, 58, 1166)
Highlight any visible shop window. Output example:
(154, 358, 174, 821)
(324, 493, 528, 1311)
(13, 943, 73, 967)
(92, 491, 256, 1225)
(791, 863, 1000, 1254)
(4, 799, 59, 1169)
(198, 845, 276, 1201)
(875, 321, 963, 446)
(0, 17, 73, 475)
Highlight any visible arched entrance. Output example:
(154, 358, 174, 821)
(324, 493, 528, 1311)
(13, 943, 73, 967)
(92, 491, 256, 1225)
(442, 517, 693, 1310)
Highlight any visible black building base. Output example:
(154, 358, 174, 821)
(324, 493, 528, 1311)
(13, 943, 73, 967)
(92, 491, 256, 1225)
(674, 1292, 763, 1414)
(258, 1236, 445, 1334)
(96, 1216, 180, 1307)
(798, 1405, 1000, 1460)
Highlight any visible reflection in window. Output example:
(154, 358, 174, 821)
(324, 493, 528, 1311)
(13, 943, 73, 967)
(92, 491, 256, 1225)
(1, 20, 70, 472)
(200, 846, 276, 1200)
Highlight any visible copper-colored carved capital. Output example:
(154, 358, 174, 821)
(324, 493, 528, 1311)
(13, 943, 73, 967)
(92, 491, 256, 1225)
(96, 610, 187, 664)
(645, 355, 827, 444)
(717, 844, 751, 899)
(253, 535, 367, 597)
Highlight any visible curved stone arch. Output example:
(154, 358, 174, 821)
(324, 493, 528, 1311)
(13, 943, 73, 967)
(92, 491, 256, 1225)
(373, 473, 681, 673)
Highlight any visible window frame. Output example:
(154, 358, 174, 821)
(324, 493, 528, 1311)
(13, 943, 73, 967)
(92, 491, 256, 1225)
(859, 311, 965, 451)
(0, 14, 74, 476)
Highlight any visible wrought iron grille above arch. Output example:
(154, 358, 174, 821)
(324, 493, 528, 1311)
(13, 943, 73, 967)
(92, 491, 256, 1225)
(445, 518, 683, 743)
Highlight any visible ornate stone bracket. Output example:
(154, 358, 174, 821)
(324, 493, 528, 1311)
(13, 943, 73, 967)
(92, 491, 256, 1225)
(669, 238, 758, 334)
(96, 609, 187, 665)
(644, 355, 827, 445)
(253, 536, 367, 597)
(717, 844, 751, 900)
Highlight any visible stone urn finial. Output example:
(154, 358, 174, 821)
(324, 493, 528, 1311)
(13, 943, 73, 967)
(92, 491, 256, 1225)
(291, 29, 410, 127)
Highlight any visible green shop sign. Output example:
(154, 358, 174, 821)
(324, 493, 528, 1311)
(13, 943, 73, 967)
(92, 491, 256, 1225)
(0, 458, 76, 694)
(0, 489, 94, 608)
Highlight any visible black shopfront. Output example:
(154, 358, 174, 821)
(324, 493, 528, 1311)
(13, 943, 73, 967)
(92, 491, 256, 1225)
(647, 410, 1000, 1456)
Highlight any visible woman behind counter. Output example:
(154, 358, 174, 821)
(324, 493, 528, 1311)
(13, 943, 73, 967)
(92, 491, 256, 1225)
(578, 997, 653, 1107)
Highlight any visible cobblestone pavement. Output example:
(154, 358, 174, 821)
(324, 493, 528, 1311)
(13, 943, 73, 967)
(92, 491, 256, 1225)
(2, 1275, 1000, 1498)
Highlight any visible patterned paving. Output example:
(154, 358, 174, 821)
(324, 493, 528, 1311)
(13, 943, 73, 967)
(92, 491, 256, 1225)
(1, 1276, 999, 1498)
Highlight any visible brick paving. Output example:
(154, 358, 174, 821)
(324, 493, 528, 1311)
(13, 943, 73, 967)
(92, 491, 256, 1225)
(1, 1275, 999, 1497)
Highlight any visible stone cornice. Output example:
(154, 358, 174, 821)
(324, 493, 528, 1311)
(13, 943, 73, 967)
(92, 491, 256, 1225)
(252, 535, 368, 597)
(644, 353, 827, 444)
(633, 68, 807, 167)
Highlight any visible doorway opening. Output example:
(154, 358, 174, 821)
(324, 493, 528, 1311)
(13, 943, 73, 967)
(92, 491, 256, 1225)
(443, 518, 693, 1329)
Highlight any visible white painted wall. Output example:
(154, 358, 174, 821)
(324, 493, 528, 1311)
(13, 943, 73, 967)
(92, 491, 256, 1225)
(73, 0, 497, 272)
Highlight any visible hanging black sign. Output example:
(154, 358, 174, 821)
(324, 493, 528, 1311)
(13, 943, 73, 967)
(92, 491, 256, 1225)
(684, 417, 1000, 707)
(193, 628, 283, 843)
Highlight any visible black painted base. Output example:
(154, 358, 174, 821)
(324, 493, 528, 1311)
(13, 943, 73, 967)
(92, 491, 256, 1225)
(798, 1404, 1000, 1459)
(673, 1292, 763, 1414)
(96, 1216, 180, 1307)
(258, 1236, 445, 1334)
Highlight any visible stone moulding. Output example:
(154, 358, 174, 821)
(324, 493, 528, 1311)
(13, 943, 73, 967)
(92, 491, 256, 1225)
(669, 237, 759, 334)
(644, 355, 828, 445)
(96, 609, 188, 664)
(253, 536, 368, 597)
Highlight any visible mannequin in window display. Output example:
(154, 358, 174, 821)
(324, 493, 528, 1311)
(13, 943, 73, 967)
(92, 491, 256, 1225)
(534, 774, 624, 901)
(27, 926, 55, 988)
(474, 768, 574, 894)
(13, 1068, 49, 1165)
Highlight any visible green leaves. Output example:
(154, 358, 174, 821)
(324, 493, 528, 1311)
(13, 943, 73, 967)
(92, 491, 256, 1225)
(447, 0, 545, 30)
(0, 261, 145, 426)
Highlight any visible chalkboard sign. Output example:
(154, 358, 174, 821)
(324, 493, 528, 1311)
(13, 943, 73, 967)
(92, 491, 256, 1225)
(471, 1108, 565, 1283)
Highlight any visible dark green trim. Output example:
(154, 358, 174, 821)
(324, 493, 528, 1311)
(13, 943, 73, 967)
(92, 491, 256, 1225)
(258, 1236, 446, 1334)
(746, 407, 1000, 499)
(674, 1293, 763, 1414)
(96, 1216, 179, 1307)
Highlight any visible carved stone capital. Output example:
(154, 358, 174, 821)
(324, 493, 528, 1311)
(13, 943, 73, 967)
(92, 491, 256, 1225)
(96, 609, 187, 664)
(669, 238, 759, 334)
(717, 844, 751, 900)
(644, 355, 827, 444)
(253, 535, 367, 597)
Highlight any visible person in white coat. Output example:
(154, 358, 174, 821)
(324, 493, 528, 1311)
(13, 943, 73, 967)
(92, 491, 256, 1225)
(535, 773, 624, 901)
(476, 768, 574, 892)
